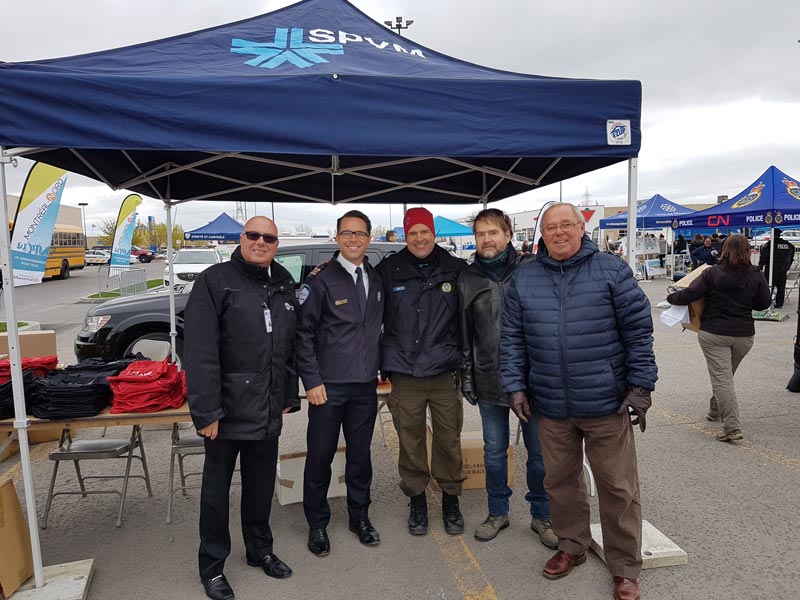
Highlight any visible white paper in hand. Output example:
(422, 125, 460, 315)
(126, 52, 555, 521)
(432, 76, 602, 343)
(660, 304, 690, 327)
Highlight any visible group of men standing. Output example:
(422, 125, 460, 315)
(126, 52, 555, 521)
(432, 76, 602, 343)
(184, 202, 657, 600)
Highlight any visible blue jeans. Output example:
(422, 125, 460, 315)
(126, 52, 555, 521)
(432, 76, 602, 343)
(477, 401, 550, 519)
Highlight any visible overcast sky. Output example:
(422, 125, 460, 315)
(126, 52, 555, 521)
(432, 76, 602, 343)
(1, 0, 798, 234)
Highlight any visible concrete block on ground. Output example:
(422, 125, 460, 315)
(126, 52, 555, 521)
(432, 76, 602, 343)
(11, 559, 94, 600)
(590, 520, 688, 569)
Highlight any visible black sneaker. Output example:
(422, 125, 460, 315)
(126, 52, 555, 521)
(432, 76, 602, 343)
(442, 492, 464, 535)
(408, 491, 428, 535)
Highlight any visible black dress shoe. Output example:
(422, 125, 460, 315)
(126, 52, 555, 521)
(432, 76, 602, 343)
(349, 517, 380, 546)
(202, 574, 234, 600)
(308, 527, 330, 556)
(246, 553, 292, 579)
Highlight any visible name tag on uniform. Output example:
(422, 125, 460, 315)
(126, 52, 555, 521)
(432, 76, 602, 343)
(392, 286, 405, 292)
(264, 308, 272, 333)
(335, 299, 349, 306)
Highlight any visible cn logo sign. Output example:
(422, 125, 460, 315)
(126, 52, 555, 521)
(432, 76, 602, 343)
(708, 215, 729, 227)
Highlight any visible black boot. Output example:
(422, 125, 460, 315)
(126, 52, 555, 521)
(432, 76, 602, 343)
(408, 491, 428, 535)
(442, 492, 464, 535)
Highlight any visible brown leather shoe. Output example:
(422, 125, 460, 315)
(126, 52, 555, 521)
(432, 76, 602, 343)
(542, 550, 586, 580)
(613, 576, 640, 600)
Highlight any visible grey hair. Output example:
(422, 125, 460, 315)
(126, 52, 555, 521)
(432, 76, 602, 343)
(541, 202, 584, 223)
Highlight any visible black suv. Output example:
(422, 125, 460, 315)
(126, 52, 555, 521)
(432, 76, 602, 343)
(74, 242, 403, 364)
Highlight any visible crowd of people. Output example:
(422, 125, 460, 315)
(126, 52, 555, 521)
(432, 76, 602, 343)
(180, 202, 786, 600)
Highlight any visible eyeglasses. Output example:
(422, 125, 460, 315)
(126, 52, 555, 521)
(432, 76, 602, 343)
(242, 231, 279, 244)
(542, 222, 580, 234)
(337, 230, 370, 240)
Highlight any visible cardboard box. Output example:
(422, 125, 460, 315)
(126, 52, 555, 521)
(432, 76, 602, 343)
(275, 446, 347, 506)
(0, 330, 57, 359)
(0, 478, 33, 600)
(426, 428, 514, 490)
(672, 264, 709, 333)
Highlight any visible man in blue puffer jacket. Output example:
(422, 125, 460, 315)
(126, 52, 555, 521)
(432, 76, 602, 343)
(500, 203, 657, 600)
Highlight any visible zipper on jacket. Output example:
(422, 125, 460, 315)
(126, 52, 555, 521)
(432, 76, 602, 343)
(558, 262, 572, 417)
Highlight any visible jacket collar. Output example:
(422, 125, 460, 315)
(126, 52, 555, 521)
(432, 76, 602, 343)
(231, 246, 291, 285)
(537, 236, 598, 270)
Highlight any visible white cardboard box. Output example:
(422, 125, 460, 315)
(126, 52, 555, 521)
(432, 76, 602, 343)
(275, 446, 346, 505)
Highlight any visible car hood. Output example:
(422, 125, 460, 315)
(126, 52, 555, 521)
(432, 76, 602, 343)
(86, 289, 189, 316)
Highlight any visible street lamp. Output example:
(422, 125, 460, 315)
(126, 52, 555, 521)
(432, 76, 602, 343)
(78, 202, 88, 248)
(384, 16, 414, 36)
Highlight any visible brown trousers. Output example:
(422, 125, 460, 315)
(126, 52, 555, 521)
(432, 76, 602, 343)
(386, 372, 464, 496)
(538, 412, 642, 579)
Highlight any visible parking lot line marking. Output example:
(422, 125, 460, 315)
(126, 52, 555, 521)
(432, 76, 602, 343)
(381, 421, 500, 600)
(652, 406, 800, 468)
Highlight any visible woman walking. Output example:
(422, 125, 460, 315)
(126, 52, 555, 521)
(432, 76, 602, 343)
(667, 234, 771, 441)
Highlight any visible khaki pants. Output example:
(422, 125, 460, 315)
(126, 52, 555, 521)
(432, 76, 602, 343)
(538, 413, 642, 579)
(698, 331, 753, 434)
(386, 372, 464, 496)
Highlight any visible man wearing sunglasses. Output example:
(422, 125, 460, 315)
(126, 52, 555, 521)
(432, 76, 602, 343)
(185, 215, 300, 600)
(295, 209, 384, 557)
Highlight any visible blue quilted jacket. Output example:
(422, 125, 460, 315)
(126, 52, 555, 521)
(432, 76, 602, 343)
(500, 238, 657, 419)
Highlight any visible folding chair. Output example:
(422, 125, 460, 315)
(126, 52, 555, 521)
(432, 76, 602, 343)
(43, 425, 153, 528)
(166, 422, 205, 523)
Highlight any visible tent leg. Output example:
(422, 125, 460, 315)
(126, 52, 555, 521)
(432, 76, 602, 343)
(0, 148, 45, 587)
(626, 158, 638, 271)
(165, 195, 177, 364)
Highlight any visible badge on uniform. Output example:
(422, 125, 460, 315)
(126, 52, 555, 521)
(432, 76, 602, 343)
(284, 302, 294, 311)
(298, 284, 310, 305)
(335, 299, 349, 306)
(264, 308, 273, 333)
(441, 282, 452, 293)
(377, 290, 382, 302)
(392, 286, 405, 292)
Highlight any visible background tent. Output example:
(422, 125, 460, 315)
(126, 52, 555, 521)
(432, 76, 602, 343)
(184, 212, 243, 242)
(434, 216, 473, 237)
(600, 194, 695, 229)
(670, 166, 800, 230)
(0, 0, 643, 586)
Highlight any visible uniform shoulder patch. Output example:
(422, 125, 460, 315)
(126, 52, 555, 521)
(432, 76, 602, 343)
(298, 284, 311, 306)
(306, 260, 331, 281)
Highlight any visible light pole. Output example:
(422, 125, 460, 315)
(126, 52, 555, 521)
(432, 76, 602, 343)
(78, 202, 88, 248)
(384, 16, 414, 36)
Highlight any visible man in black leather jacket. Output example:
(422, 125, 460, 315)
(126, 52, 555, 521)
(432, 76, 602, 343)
(758, 228, 796, 308)
(185, 216, 299, 600)
(376, 207, 467, 537)
(458, 208, 556, 547)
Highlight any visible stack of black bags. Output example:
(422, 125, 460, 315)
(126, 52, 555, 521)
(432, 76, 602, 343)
(0, 370, 43, 419)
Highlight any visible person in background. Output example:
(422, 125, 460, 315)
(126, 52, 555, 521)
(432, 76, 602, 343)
(296, 210, 384, 557)
(185, 216, 298, 600)
(674, 234, 688, 254)
(667, 234, 770, 441)
(691, 237, 718, 268)
(689, 233, 705, 252)
(458, 208, 556, 547)
(658, 234, 667, 268)
(376, 207, 468, 537)
(758, 228, 796, 309)
(385, 230, 398, 242)
(501, 202, 657, 600)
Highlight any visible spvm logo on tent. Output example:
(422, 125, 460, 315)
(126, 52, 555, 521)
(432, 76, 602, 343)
(231, 27, 425, 69)
(606, 120, 631, 146)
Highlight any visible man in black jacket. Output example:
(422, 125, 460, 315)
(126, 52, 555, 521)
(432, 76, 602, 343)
(376, 207, 468, 536)
(758, 228, 796, 308)
(185, 216, 299, 600)
(296, 210, 383, 557)
(458, 209, 556, 547)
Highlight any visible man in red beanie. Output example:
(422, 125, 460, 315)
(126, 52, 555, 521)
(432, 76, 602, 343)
(376, 207, 468, 536)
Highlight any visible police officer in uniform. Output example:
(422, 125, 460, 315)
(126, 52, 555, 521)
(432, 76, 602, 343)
(758, 228, 796, 308)
(296, 210, 384, 556)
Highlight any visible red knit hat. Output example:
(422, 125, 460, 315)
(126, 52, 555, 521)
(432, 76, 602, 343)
(403, 207, 435, 236)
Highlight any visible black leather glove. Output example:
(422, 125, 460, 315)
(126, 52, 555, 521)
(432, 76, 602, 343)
(508, 391, 531, 423)
(462, 390, 477, 405)
(618, 386, 652, 432)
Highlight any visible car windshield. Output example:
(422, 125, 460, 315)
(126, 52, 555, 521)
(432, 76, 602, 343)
(173, 250, 218, 265)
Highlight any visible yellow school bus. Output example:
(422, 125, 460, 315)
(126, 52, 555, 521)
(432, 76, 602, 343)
(45, 224, 86, 279)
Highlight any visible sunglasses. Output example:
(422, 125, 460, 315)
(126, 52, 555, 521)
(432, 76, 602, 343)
(242, 231, 279, 244)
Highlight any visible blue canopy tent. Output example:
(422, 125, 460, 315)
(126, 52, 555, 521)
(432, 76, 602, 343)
(184, 212, 244, 242)
(0, 0, 643, 584)
(434, 216, 473, 237)
(600, 194, 695, 229)
(669, 166, 800, 230)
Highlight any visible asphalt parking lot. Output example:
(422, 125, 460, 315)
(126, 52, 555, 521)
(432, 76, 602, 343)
(2, 278, 799, 600)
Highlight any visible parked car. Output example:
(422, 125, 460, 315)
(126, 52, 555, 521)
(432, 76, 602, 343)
(163, 247, 225, 289)
(75, 242, 403, 365)
(131, 245, 155, 263)
(752, 229, 800, 246)
(84, 249, 111, 265)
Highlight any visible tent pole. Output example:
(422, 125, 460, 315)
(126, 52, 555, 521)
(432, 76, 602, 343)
(0, 147, 44, 587)
(626, 158, 638, 271)
(165, 181, 177, 364)
(768, 227, 775, 291)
